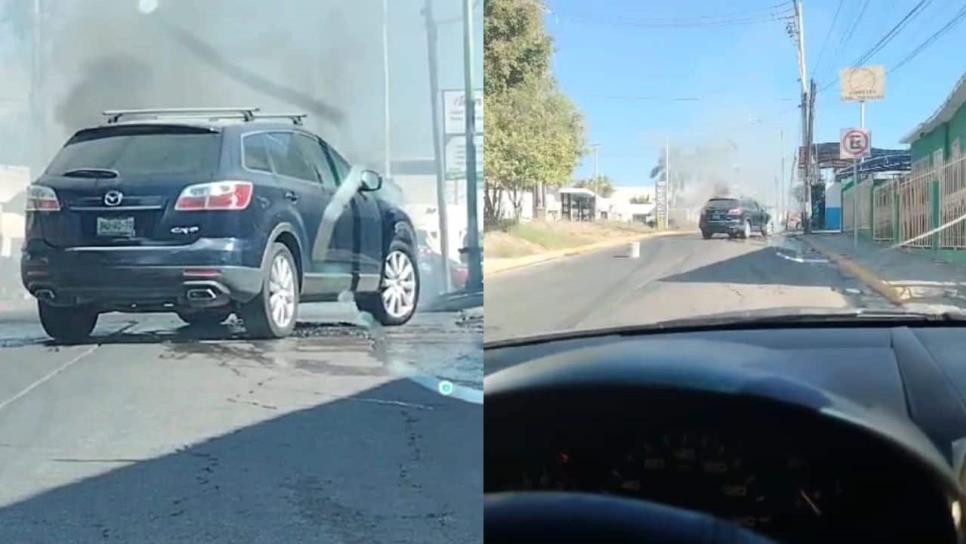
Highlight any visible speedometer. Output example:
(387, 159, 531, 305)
(607, 430, 774, 530)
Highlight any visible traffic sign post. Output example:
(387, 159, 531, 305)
(840, 67, 881, 246)
(840, 127, 870, 247)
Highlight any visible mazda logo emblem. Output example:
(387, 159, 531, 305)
(104, 190, 123, 207)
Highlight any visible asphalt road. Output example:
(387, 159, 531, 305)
(485, 232, 893, 343)
(0, 303, 482, 543)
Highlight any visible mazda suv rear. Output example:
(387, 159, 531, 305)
(22, 108, 420, 342)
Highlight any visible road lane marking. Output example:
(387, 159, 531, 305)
(0, 345, 98, 415)
(776, 251, 828, 264)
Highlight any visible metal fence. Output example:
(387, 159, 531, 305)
(872, 179, 894, 241)
(845, 149, 966, 250)
(897, 169, 932, 248)
(940, 153, 966, 248)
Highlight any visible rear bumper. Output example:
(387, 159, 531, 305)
(700, 219, 742, 234)
(21, 238, 263, 310)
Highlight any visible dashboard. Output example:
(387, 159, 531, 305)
(485, 325, 966, 543)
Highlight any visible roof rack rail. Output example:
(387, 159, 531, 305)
(102, 107, 261, 124)
(253, 113, 308, 126)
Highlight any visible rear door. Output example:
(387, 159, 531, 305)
(262, 131, 328, 265)
(33, 124, 223, 247)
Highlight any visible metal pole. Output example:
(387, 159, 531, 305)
(382, 0, 392, 180)
(854, 100, 865, 247)
(779, 129, 785, 229)
(423, 0, 451, 292)
(593, 145, 599, 196)
(794, 0, 808, 95)
(462, 0, 482, 291)
(665, 136, 670, 230)
(30, 0, 44, 178)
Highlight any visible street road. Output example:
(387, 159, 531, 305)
(0, 303, 482, 543)
(485, 232, 892, 343)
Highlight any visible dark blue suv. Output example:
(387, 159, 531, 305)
(21, 108, 420, 341)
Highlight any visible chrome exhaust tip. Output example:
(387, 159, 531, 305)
(35, 289, 55, 301)
(186, 288, 217, 300)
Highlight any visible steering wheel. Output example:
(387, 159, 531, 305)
(485, 492, 776, 544)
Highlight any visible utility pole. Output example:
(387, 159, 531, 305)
(665, 136, 670, 229)
(382, 0, 392, 181)
(461, 0, 482, 292)
(591, 143, 601, 220)
(30, 0, 46, 178)
(779, 129, 785, 228)
(791, 0, 811, 233)
(422, 0, 451, 292)
(806, 79, 816, 233)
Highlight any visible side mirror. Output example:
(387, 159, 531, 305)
(360, 170, 383, 192)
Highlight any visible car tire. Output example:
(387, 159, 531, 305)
(38, 301, 97, 343)
(356, 238, 419, 326)
(740, 220, 751, 239)
(240, 242, 299, 339)
(701, 230, 712, 240)
(177, 308, 232, 326)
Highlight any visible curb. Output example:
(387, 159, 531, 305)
(799, 236, 906, 305)
(485, 230, 695, 278)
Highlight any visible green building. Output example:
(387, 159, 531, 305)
(901, 73, 966, 170)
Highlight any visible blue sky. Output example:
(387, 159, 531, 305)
(546, 0, 966, 198)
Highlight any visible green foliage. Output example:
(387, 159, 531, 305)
(484, 0, 552, 96)
(630, 194, 651, 204)
(573, 175, 615, 198)
(483, 0, 585, 227)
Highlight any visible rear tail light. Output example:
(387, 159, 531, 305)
(25, 185, 61, 212)
(727, 208, 742, 216)
(175, 181, 253, 211)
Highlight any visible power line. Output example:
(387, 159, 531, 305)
(838, 0, 871, 49)
(849, 0, 932, 68)
(811, 0, 845, 77)
(553, 3, 795, 29)
(815, 3, 966, 98)
(891, 4, 966, 73)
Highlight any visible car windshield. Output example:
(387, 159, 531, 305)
(46, 127, 220, 177)
(483, 0, 966, 344)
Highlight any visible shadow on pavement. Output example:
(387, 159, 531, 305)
(0, 378, 482, 543)
(659, 244, 844, 287)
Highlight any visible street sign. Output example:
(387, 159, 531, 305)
(840, 66, 885, 101)
(840, 128, 871, 160)
(444, 134, 483, 180)
(654, 179, 668, 229)
(443, 89, 483, 135)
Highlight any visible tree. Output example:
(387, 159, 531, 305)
(630, 194, 651, 204)
(573, 175, 614, 198)
(484, 0, 585, 227)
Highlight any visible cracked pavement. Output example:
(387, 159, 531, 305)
(0, 303, 482, 543)
(485, 232, 893, 343)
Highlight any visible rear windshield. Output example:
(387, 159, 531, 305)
(46, 125, 220, 177)
(705, 198, 738, 209)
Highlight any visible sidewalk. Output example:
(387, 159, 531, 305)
(801, 233, 966, 310)
(485, 230, 691, 277)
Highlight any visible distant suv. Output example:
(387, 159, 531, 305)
(699, 196, 770, 239)
(22, 108, 419, 341)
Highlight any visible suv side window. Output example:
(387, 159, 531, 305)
(324, 143, 351, 183)
(293, 133, 337, 189)
(242, 133, 272, 173)
(264, 132, 317, 182)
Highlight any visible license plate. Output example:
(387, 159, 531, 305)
(96, 216, 135, 237)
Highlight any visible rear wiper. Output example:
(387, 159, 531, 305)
(62, 168, 119, 178)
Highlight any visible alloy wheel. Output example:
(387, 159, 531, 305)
(268, 253, 296, 328)
(381, 250, 417, 319)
